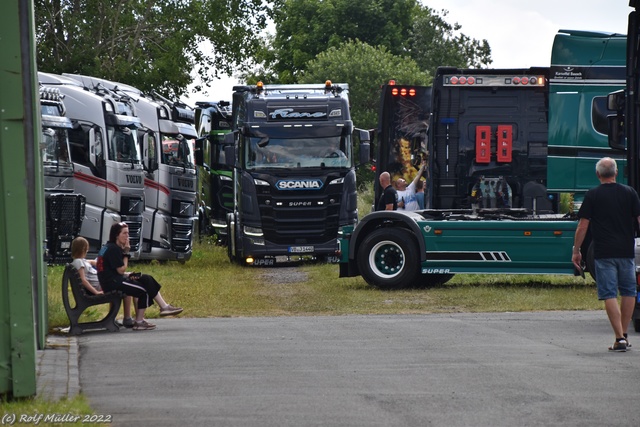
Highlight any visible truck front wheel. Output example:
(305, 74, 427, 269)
(357, 228, 419, 289)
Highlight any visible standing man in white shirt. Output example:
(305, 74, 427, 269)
(396, 160, 426, 211)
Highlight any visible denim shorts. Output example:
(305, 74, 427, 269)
(594, 258, 638, 300)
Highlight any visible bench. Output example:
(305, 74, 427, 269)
(61, 264, 123, 335)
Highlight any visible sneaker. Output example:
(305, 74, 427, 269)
(133, 320, 156, 331)
(159, 304, 183, 317)
(608, 339, 627, 352)
(123, 317, 135, 328)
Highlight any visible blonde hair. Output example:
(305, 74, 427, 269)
(71, 236, 89, 259)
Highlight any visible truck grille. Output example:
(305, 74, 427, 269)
(121, 217, 142, 252)
(45, 193, 86, 264)
(257, 192, 341, 245)
(171, 218, 193, 252)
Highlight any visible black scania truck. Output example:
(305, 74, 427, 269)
(223, 81, 369, 265)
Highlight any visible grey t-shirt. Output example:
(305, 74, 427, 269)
(71, 258, 102, 291)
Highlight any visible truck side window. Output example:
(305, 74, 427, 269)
(68, 126, 90, 166)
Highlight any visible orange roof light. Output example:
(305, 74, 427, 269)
(389, 80, 396, 86)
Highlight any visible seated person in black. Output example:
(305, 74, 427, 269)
(96, 222, 183, 330)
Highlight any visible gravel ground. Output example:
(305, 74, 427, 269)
(259, 266, 309, 284)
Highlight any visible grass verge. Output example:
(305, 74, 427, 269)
(48, 240, 600, 329)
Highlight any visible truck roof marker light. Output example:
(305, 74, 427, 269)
(388, 80, 396, 85)
(392, 88, 399, 96)
(409, 88, 416, 96)
(400, 88, 408, 96)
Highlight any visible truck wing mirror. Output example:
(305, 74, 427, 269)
(608, 115, 626, 150)
(223, 132, 234, 145)
(359, 143, 370, 165)
(358, 129, 371, 144)
(607, 89, 625, 111)
(194, 137, 205, 166)
(224, 144, 235, 167)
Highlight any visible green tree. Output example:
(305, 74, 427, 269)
(264, 0, 492, 84)
(300, 40, 430, 131)
(35, 0, 273, 98)
(410, 8, 492, 75)
(270, 0, 420, 83)
(300, 41, 430, 185)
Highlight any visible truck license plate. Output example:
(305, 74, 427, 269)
(289, 246, 314, 253)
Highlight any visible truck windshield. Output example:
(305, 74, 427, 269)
(161, 134, 194, 168)
(107, 126, 141, 163)
(245, 134, 352, 170)
(41, 127, 72, 167)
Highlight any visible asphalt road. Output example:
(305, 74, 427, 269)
(78, 312, 640, 427)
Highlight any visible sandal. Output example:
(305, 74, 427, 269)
(608, 339, 627, 352)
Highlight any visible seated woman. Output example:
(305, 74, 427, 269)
(70, 236, 103, 295)
(96, 222, 183, 331)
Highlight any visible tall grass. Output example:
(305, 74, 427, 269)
(357, 180, 374, 218)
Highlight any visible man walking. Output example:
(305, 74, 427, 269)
(572, 157, 640, 352)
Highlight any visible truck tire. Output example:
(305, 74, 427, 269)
(357, 228, 419, 290)
(414, 273, 455, 288)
